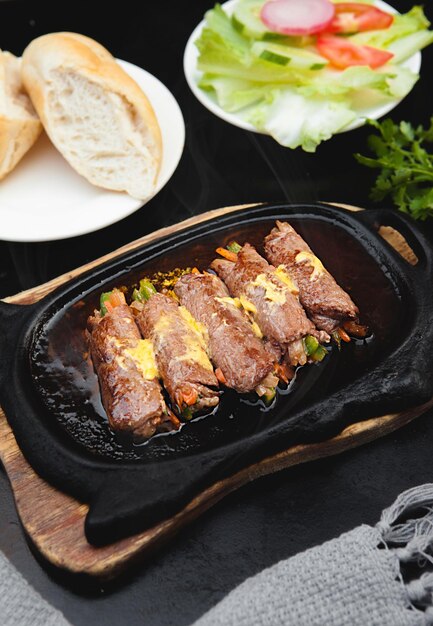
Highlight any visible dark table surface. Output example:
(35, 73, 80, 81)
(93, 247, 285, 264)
(1, 1, 433, 624)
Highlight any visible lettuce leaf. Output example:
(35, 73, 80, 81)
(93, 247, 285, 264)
(199, 75, 271, 111)
(300, 64, 418, 99)
(298, 65, 391, 97)
(350, 7, 430, 48)
(200, 3, 250, 61)
(248, 90, 356, 151)
(197, 4, 329, 84)
(383, 64, 419, 98)
(387, 30, 433, 64)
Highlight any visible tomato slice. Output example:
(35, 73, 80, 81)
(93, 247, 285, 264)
(316, 34, 394, 69)
(327, 3, 394, 34)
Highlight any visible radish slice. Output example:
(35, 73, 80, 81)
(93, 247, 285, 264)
(260, 0, 336, 36)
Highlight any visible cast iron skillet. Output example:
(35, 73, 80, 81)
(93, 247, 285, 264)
(0, 203, 432, 546)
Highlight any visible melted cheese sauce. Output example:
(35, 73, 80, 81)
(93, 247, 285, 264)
(215, 295, 263, 337)
(178, 307, 213, 371)
(125, 339, 159, 380)
(295, 251, 325, 281)
(275, 265, 299, 295)
(215, 295, 256, 314)
(251, 273, 286, 305)
(153, 306, 213, 371)
(239, 295, 257, 314)
(115, 355, 127, 370)
(176, 337, 214, 371)
(215, 296, 241, 308)
(250, 321, 263, 338)
(154, 314, 172, 334)
(178, 306, 209, 348)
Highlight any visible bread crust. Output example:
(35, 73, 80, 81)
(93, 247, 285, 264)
(21, 33, 162, 197)
(0, 51, 42, 181)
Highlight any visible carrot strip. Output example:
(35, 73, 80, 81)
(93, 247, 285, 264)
(216, 247, 238, 263)
(338, 327, 351, 343)
(182, 387, 199, 406)
(108, 290, 126, 307)
(167, 409, 181, 429)
(215, 367, 227, 385)
(191, 267, 200, 274)
(343, 320, 369, 338)
(174, 389, 184, 409)
(274, 362, 290, 384)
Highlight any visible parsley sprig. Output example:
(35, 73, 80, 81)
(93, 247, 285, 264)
(355, 118, 433, 221)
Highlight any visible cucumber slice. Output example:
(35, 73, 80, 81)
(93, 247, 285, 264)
(251, 41, 328, 70)
(232, 0, 271, 40)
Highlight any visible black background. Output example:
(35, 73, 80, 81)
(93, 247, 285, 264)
(1, 1, 433, 624)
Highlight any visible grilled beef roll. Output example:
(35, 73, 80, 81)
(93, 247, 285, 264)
(132, 285, 219, 417)
(211, 243, 326, 366)
(264, 221, 359, 334)
(87, 290, 176, 440)
(174, 272, 276, 395)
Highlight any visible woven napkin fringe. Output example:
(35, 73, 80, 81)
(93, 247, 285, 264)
(376, 484, 433, 624)
(193, 483, 433, 626)
(377, 484, 433, 566)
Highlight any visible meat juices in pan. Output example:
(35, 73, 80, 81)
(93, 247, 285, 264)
(132, 292, 219, 416)
(211, 243, 325, 366)
(174, 272, 275, 394)
(87, 301, 173, 440)
(264, 221, 359, 334)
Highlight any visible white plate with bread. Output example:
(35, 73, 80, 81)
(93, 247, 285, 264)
(0, 33, 185, 242)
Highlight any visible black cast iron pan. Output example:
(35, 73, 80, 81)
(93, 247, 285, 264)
(0, 202, 432, 546)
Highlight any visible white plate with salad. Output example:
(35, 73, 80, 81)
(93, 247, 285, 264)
(184, 0, 433, 151)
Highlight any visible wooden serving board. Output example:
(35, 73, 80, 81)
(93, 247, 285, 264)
(0, 203, 431, 580)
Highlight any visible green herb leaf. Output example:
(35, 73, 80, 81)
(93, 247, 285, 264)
(355, 117, 433, 220)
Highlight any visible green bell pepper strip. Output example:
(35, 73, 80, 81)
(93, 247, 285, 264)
(100, 291, 113, 316)
(227, 241, 242, 254)
(133, 278, 157, 303)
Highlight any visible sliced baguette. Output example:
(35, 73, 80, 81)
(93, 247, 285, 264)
(21, 32, 162, 200)
(0, 51, 42, 181)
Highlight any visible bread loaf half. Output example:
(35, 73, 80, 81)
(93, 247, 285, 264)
(21, 33, 162, 199)
(0, 51, 42, 181)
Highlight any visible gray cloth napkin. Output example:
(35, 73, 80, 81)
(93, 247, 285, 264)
(3, 485, 433, 626)
(193, 484, 433, 626)
(0, 551, 70, 626)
